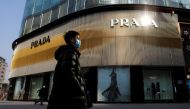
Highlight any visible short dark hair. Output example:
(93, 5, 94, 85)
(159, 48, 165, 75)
(64, 31, 79, 44)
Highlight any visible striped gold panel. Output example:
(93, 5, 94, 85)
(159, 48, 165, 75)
(11, 10, 185, 78)
(11, 34, 65, 70)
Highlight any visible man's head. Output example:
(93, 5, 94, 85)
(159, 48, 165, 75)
(64, 31, 81, 48)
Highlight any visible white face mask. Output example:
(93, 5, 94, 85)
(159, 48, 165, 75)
(75, 39, 81, 48)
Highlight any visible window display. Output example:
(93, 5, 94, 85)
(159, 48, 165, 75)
(98, 67, 130, 102)
(143, 68, 174, 100)
(28, 76, 43, 100)
(13, 78, 22, 100)
(13, 77, 26, 100)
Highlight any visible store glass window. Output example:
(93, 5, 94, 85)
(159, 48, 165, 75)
(23, 17, 33, 35)
(68, 0, 76, 14)
(128, 0, 139, 4)
(29, 76, 43, 100)
(143, 68, 174, 100)
(13, 78, 22, 100)
(99, 0, 119, 5)
(155, 0, 165, 6)
(59, 0, 68, 18)
(41, 11, 51, 27)
(32, 15, 41, 31)
(13, 77, 26, 100)
(42, 0, 60, 12)
(167, 0, 179, 7)
(51, 0, 61, 6)
(85, 0, 99, 8)
(97, 67, 131, 102)
(33, 0, 43, 14)
(119, 0, 128, 4)
(48, 72, 54, 100)
(76, 0, 85, 11)
(23, 0, 35, 18)
(50, 7, 59, 22)
(42, 0, 51, 10)
(179, 0, 190, 8)
(139, 0, 155, 5)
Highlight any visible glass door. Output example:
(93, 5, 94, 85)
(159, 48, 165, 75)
(143, 68, 174, 100)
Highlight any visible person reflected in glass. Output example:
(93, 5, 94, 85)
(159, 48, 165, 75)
(102, 68, 121, 102)
(156, 82, 161, 100)
(151, 82, 156, 100)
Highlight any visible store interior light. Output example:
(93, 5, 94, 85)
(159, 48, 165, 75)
(109, 0, 118, 4)
(141, 15, 152, 26)
(149, 76, 157, 80)
(187, 75, 190, 79)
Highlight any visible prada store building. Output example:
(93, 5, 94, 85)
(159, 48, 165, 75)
(8, 0, 190, 103)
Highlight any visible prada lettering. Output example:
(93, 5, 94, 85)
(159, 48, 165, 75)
(111, 18, 158, 28)
(31, 36, 51, 49)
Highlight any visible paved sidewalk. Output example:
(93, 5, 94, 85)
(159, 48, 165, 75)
(0, 101, 190, 109)
(0, 101, 48, 105)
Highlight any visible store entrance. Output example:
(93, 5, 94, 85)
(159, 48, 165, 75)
(143, 68, 174, 101)
(187, 79, 190, 101)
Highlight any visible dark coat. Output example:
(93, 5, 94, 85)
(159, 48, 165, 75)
(47, 45, 88, 109)
(38, 87, 45, 98)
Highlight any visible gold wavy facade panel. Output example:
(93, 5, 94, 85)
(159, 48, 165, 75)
(11, 34, 65, 70)
(11, 10, 184, 78)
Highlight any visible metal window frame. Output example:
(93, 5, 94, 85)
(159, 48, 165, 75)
(58, 5, 61, 18)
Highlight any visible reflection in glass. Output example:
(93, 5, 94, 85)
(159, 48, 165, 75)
(76, 0, 85, 10)
(85, 0, 99, 8)
(33, 0, 43, 14)
(51, 0, 61, 6)
(68, 0, 76, 13)
(42, 0, 60, 12)
(167, 0, 179, 7)
(59, 0, 68, 18)
(23, 17, 33, 34)
(139, 0, 155, 5)
(32, 15, 41, 31)
(42, 0, 52, 10)
(41, 11, 51, 26)
(128, 0, 136, 4)
(99, 0, 119, 5)
(23, 0, 35, 18)
(50, 7, 59, 22)
(155, 0, 165, 6)
(179, 0, 190, 8)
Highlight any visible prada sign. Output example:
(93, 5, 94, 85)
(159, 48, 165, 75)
(111, 17, 158, 28)
(31, 36, 51, 49)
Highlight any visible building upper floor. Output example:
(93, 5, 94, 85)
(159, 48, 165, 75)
(0, 57, 7, 71)
(19, 0, 190, 37)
